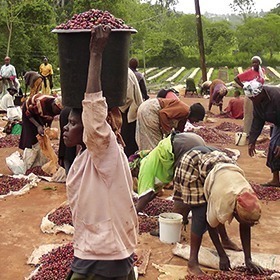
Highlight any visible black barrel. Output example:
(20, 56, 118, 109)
(52, 29, 136, 108)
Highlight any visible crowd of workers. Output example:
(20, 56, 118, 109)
(1, 26, 279, 279)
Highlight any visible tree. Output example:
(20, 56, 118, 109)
(204, 21, 235, 56)
(154, 38, 184, 66)
(0, 0, 57, 74)
(154, 0, 178, 10)
(236, 17, 266, 56)
(230, 0, 256, 20)
(236, 15, 280, 60)
(261, 14, 280, 59)
(269, 3, 280, 15)
(0, 0, 25, 56)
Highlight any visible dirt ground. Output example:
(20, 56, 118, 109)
(0, 96, 279, 280)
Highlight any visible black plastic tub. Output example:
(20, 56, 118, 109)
(52, 29, 136, 108)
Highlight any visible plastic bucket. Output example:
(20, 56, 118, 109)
(159, 212, 183, 244)
(235, 132, 247, 146)
(52, 28, 136, 108)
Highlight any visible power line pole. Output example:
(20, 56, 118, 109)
(194, 0, 207, 82)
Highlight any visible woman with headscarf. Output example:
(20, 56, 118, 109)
(234, 56, 265, 136)
(208, 79, 228, 114)
(19, 93, 62, 150)
(244, 80, 280, 187)
(136, 97, 205, 151)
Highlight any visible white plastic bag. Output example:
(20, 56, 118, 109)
(23, 143, 48, 171)
(7, 106, 22, 121)
(51, 166, 66, 183)
(6, 151, 26, 175)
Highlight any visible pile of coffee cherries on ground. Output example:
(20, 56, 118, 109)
(30, 243, 73, 280)
(56, 9, 132, 30)
(193, 128, 233, 145)
(215, 122, 243, 132)
(138, 215, 158, 234)
(0, 175, 30, 195)
(141, 197, 174, 217)
(48, 205, 73, 227)
(251, 182, 280, 201)
(25, 167, 50, 177)
(185, 266, 279, 280)
(0, 134, 20, 148)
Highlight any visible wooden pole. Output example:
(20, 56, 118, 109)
(194, 0, 207, 82)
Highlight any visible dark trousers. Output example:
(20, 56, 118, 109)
(121, 110, 138, 157)
(67, 269, 136, 280)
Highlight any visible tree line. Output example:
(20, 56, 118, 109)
(0, 0, 280, 78)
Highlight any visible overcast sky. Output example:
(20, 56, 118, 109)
(175, 0, 279, 14)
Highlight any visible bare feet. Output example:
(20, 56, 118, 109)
(222, 240, 242, 251)
(188, 263, 205, 276)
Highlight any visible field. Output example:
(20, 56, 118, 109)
(0, 96, 280, 279)
(141, 66, 280, 94)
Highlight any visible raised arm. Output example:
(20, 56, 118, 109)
(86, 26, 110, 93)
(82, 26, 119, 165)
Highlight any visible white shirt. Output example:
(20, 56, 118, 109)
(204, 163, 253, 228)
(0, 64, 16, 78)
(119, 68, 143, 123)
(0, 93, 15, 111)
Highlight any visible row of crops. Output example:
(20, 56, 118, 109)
(140, 66, 280, 93)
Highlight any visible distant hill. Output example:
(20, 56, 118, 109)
(203, 10, 268, 26)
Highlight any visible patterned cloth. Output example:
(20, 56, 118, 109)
(136, 98, 162, 150)
(19, 94, 61, 149)
(25, 93, 57, 121)
(209, 79, 227, 106)
(173, 150, 234, 206)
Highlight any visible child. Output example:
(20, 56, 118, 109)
(64, 26, 137, 280)
(224, 90, 244, 119)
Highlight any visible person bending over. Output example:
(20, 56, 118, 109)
(173, 147, 263, 276)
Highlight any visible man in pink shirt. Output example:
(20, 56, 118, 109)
(64, 26, 137, 280)
(224, 90, 244, 119)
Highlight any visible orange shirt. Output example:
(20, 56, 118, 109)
(225, 97, 244, 119)
(158, 98, 190, 133)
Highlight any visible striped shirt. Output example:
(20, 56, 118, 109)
(173, 150, 234, 205)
